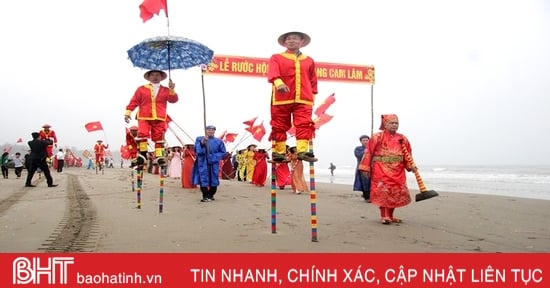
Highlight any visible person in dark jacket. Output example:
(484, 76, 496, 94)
(25, 132, 58, 187)
(353, 135, 370, 201)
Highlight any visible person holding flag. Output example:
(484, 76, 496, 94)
(93, 140, 109, 168)
(124, 70, 178, 167)
(268, 31, 318, 163)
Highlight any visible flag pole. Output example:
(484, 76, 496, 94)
(168, 120, 195, 143)
(200, 66, 208, 134)
(370, 85, 374, 136)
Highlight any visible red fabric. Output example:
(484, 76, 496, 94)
(224, 133, 238, 143)
(16, 138, 22, 143)
(270, 103, 314, 141)
(275, 162, 291, 187)
(359, 130, 413, 208)
(126, 85, 178, 121)
(120, 145, 131, 160)
(39, 129, 57, 157)
(139, 0, 168, 23)
(242, 116, 257, 128)
(247, 122, 266, 142)
(94, 143, 108, 156)
(267, 51, 317, 105)
(251, 151, 268, 186)
(181, 148, 196, 188)
(84, 121, 103, 132)
(314, 93, 335, 117)
(137, 120, 166, 143)
(313, 113, 333, 129)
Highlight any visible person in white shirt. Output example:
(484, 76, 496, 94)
(13, 152, 25, 178)
(56, 149, 65, 173)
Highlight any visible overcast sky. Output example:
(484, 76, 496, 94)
(1, 0, 549, 167)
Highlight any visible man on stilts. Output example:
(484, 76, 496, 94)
(124, 70, 178, 169)
(268, 31, 318, 163)
(267, 30, 319, 241)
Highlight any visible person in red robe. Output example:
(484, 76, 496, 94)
(275, 161, 291, 189)
(251, 149, 269, 187)
(220, 152, 234, 180)
(125, 126, 139, 167)
(268, 31, 318, 163)
(39, 124, 57, 162)
(359, 114, 416, 224)
(124, 70, 178, 168)
(181, 144, 196, 189)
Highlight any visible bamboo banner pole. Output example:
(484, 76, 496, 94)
(169, 120, 195, 143)
(370, 85, 374, 136)
(168, 126, 187, 146)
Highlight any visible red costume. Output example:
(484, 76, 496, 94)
(358, 114, 414, 224)
(181, 145, 196, 188)
(275, 162, 291, 189)
(251, 150, 269, 187)
(94, 141, 109, 166)
(125, 126, 139, 163)
(39, 124, 57, 158)
(125, 70, 178, 164)
(268, 31, 317, 159)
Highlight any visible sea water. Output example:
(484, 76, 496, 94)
(310, 165, 550, 201)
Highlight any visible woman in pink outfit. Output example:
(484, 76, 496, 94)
(168, 146, 182, 178)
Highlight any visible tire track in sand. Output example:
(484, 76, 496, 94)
(39, 174, 100, 252)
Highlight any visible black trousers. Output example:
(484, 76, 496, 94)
(26, 159, 53, 186)
(200, 186, 218, 199)
(57, 159, 64, 172)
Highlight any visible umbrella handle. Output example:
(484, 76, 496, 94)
(399, 139, 428, 192)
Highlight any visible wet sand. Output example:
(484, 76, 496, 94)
(1, 167, 549, 252)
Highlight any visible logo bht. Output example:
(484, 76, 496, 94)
(13, 257, 74, 285)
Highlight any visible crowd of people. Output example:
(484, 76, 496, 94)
(3, 30, 420, 225)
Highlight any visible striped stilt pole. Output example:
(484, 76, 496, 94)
(270, 140, 277, 233)
(136, 168, 142, 209)
(131, 169, 135, 193)
(308, 139, 318, 242)
(159, 168, 165, 213)
(159, 146, 166, 214)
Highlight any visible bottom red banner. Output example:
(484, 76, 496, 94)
(0, 253, 547, 287)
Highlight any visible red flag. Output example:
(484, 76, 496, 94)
(242, 117, 258, 128)
(120, 145, 131, 160)
(224, 133, 238, 143)
(166, 114, 172, 124)
(314, 93, 336, 117)
(2, 146, 12, 153)
(217, 130, 227, 141)
(85, 121, 103, 132)
(16, 138, 23, 143)
(314, 113, 334, 129)
(139, 0, 168, 23)
(249, 122, 266, 142)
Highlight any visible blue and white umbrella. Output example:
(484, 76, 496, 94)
(127, 35, 214, 71)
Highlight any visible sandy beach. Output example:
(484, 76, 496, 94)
(1, 167, 549, 252)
